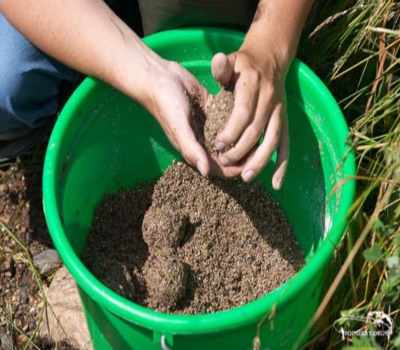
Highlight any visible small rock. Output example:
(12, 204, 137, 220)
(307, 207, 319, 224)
(17, 334, 28, 345)
(33, 249, 61, 276)
(0, 183, 8, 194)
(1, 332, 13, 350)
(1, 259, 15, 277)
(19, 285, 29, 303)
(39, 267, 92, 350)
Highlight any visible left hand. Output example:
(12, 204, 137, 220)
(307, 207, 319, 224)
(210, 50, 289, 190)
(139, 60, 212, 177)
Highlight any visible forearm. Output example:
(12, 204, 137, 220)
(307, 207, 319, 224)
(242, 0, 314, 72)
(0, 0, 166, 104)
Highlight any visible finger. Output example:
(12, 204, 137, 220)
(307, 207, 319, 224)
(272, 115, 289, 190)
(209, 145, 257, 178)
(177, 123, 210, 176)
(161, 101, 210, 177)
(218, 92, 273, 165)
(240, 103, 283, 182)
(208, 156, 242, 178)
(211, 52, 235, 86)
(215, 72, 261, 151)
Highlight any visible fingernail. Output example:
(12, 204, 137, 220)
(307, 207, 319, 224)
(219, 156, 230, 166)
(274, 175, 286, 190)
(196, 160, 207, 177)
(273, 177, 283, 191)
(242, 170, 255, 182)
(214, 141, 226, 151)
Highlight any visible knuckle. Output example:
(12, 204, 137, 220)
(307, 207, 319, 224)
(233, 106, 252, 124)
(242, 111, 253, 124)
(180, 147, 193, 163)
(263, 85, 275, 101)
(218, 125, 235, 143)
(248, 70, 261, 84)
(248, 125, 263, 145)
(249, 68, 261, 82)
(224, 149, 240, 163)
(269, 131, 280, 148)
(248, 162, 264, 177)
(168, 61, 181, 71)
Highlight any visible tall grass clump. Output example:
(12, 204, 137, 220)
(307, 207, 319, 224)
(297, 0, 399, 348)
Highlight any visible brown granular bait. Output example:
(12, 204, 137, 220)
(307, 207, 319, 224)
(143, 248, 188, 311)
(142, 204, 188, 251)
(204, 88, 234, 154)
(91, 256, 136, 300)
(82, 162, 304, 314)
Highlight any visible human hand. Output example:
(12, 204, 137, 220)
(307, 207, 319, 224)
(141, 60, 212, 177)
(210, 51, 290, 190)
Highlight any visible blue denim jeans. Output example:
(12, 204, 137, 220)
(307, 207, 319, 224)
(0, 13, 79, 141)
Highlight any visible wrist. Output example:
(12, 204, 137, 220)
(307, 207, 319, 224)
(241, 0, 313, 76)
(240, 32, 294, 83)
(111, 37, 169, 106)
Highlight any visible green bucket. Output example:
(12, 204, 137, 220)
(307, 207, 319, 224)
(43, 28, 355, 349)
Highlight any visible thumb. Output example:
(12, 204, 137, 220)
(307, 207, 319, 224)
(211, 52, 235, 86)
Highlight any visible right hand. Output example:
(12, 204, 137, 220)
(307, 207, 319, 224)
(209, 50, 290, 190)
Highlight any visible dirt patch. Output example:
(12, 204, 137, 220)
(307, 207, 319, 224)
(0, 155, 47, 346)
(32, 336, 77, 350)
(82, 161, 304, 314)
(0, 137, 79, 349)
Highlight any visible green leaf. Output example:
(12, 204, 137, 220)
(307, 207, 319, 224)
(387, 256, 400, 270)
(393, 333, 400, 347)
(363, 245, 383, 262)
(372, 219, 385, 231)
(384, 227, 395, 236)
(342, 335, 381, 349)
(354, 336, 381, 349)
